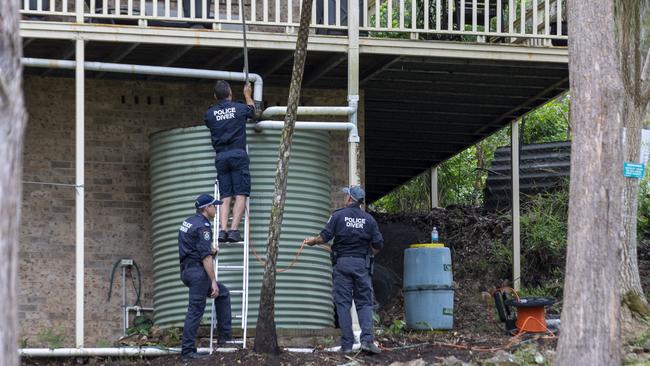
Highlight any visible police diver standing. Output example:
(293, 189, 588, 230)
(178, 194, 232, 360)
(204, 80, 255, 244)
(303, 185, 383, 354)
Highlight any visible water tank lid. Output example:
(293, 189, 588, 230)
(409, 243, 445, 248)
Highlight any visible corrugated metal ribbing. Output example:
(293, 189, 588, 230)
(484, 141, 571, 210)
(150, 126, 333, 329)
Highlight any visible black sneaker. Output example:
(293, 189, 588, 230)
(227, 230, 242, 242)
(339, 347, 354, 354)
(217, 338, 232, 347)
(360, 342, 381, 354)
(218, 230, 228, 243)
(181, 351, 209, 361)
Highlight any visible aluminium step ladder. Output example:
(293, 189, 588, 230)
(209, 178, 251, 352)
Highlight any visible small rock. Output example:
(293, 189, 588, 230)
(626, 352, 639, 362)
(440, 355, 465, 366)
(484, 350, 520, 365)
(337, 362, 361, 366)
(533, 352, 544, 364)
(389, 359, 426, 366)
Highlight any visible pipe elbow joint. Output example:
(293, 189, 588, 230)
(348, 124, 360, 143)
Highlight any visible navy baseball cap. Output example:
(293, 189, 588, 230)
(195, 194, 222, 209)
(342, 185, 365, 202)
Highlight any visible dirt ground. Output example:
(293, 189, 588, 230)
(21, 330, 557, 366)
(19, 207, 622, 365)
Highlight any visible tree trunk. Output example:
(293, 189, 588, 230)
(253, 0, 312, 355)
(620, 100, 649, 336)
(474, 142, 485, 205)
(615, 0, 650, 335)
(0, 0, 27, 364)
(555, 1, 624, 365)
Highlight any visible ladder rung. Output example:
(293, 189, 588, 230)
(213, 340, 245, 344)
(229, 290, 244, 294)
(218, 265, 244, 271)
(220, 241, 246, 245)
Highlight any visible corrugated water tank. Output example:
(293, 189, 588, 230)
(150, 125, 333, 329)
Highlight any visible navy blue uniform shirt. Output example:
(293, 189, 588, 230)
(204, 100, 255, 154)
(320, 202, 384, 258)
(178, 213, 213, 269)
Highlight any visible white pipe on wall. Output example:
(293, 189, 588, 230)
(20, 347, 199, 357)
(255, 120, 358, 136)
(19, 345, 353, 357)
(347, 95, 360, 186)
(260, 106, 355, 119)
(21, 58, 264, 105)
(74, 39, 85, 349)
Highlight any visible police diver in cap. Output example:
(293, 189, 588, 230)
(303, 186, 384, 354)
(177, 194, 232, 360)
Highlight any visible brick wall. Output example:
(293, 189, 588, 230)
(19, 76, 363, 346)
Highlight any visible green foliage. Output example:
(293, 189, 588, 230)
(126, 315, 154, 336)
(37, 326, 66, 349)
(321, 336, 335, 347)
(633, 318, 650, 347)
(486, 239, 514, 277)
(437, 146, 481, 206)
(521, 95, 570, 144)
(519, 280, 564, 301)
(472, 188, 568, 289)
(638, 175, 650, 240)
(520, 185, 569, 287)
(387, 319, 406, 335)
(371, 172, 431, 213)
(160, 327, 182, 347)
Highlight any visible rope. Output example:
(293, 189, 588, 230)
(239, 0, 249, 84)
(245, 205, 330, 272)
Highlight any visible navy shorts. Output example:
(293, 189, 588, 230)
(215, 149, 251, 198)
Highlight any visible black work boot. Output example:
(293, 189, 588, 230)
(181, 351, 209, 361)
(361, 342, 382, 354)
(227, 229, 242, 242)
(218, 230, 228, 243)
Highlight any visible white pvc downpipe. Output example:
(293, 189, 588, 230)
(19, 345, 352, 357)
(430, 166, 439, 208)
(255, 120, 359, 141)
(75, 39, 85, 349)
(21, 58, 264, 107)
(21, 348, 186, 357)
(261, 106, 355, 119)
(511, 119, 521, 291)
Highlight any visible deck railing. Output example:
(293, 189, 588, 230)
(21, 0, 567, 43)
